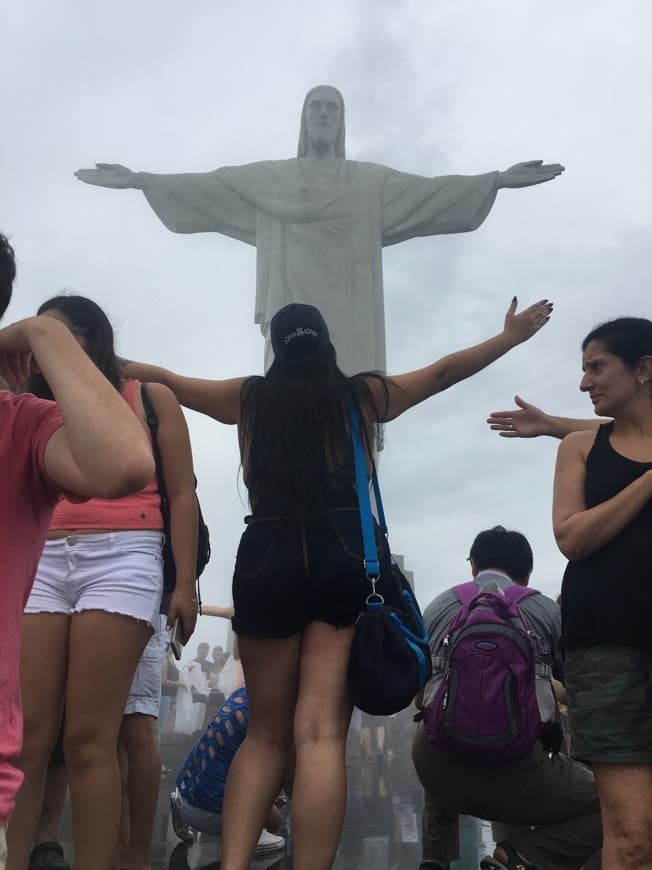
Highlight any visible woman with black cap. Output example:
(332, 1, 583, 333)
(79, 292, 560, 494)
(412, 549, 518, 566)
(121, 295, 551, 870)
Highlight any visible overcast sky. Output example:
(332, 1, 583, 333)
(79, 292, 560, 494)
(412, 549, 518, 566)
(2, 0, 650, 658)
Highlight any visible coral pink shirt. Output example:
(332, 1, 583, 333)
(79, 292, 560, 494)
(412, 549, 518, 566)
(0, 391, 65, 825)
(51, 380, 163, 531)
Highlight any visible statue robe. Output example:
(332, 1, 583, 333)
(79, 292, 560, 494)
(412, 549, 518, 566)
(141, 158, 498, 373)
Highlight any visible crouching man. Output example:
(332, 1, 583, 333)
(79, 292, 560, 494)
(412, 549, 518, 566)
(412, 526, 602, 870)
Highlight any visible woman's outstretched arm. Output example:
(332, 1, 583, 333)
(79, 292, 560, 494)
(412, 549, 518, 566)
(369, 297, 553, 422)
(487, 395, 607, 439)
(200, 605, 235, 619)
(120, 358, 245, 425)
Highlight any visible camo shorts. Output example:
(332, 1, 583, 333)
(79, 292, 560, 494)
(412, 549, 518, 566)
(564, 644, 652, 765)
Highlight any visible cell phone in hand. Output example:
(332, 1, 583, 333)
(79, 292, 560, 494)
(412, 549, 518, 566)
(170, 619, 184, 661)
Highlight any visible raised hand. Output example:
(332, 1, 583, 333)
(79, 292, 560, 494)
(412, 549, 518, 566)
(497, 160, 565, 189)
(0, 320, 36, 384)
(74, 163, 142, 189)
(487, 395, 549, 438)
(503, 297, 553, 345)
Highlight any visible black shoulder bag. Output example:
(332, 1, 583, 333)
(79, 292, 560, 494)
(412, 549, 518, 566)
(347, 405, 432, 715)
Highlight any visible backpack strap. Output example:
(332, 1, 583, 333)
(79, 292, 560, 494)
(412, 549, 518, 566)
(140, 383, 169, 505)
(451, 582, 482, 607)
(503, 586, 539, 606)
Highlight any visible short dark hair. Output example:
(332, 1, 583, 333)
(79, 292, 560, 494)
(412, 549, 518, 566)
(0, 233, 16, 319)
(469, 525, 533, 583)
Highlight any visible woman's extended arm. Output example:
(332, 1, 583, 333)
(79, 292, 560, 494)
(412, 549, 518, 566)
(200, 604, 235, 619)
(145, 383, 199, 642)
(368, 297, 553, 422)
(487, 395, 607, 439)
(120, 358, 245, 424)
(552, 430, 652, 560)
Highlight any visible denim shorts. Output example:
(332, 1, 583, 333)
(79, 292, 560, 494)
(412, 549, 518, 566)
(231, 507, 395, 638)
(125, 613, 170, 717)
(565, 644, 652, 764)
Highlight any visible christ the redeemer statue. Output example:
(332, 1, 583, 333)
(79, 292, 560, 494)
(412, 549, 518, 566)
(76, 85, 563, 374)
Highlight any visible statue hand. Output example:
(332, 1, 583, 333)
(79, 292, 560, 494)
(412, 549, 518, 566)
(74, 163, 141, 189)
(486, 395, 549, 438)
(503, 296, 553, 345)
(498, 160, 565, 189)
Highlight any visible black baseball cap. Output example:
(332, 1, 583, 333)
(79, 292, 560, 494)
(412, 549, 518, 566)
(270, 303, 331, 360)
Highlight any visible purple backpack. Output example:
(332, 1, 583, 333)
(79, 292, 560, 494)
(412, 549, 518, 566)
(422, 582, 544, 763)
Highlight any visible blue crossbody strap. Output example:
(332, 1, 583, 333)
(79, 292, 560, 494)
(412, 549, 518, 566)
(370, 461, 388, 537)
(349, 405, 381, 581)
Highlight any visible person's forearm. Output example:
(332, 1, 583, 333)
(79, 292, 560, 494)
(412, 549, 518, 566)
(545, 415, 604, 439)
(200, 605, 235, 619)
(168, 490, 198, 593)
(434, 330, 516, 393)
(555, 470, 652, 560)
(121, 359, 172, 387)
(29, 319, 154, 492)
(121, 359, 234, 419)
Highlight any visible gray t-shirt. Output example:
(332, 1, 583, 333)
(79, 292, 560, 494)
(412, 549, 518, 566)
(422, 569, 563, 680)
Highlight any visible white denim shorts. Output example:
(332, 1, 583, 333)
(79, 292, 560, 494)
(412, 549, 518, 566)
(25, 531, 164, 628)
(125, 613, 171, 717)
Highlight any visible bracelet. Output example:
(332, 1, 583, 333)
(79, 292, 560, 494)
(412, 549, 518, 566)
(172, 589, 198, 603)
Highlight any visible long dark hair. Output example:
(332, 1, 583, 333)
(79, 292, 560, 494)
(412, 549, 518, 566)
(582, 317, 652, 369)
(27, 295, 122, 399)
(240, 346, 388, 513)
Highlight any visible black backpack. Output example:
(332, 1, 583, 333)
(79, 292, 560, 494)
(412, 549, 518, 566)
(140, 383, 211, 594)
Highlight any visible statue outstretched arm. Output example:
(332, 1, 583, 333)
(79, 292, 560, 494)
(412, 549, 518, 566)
(371, 297, 553, 422)
(75, 163, 146, 189)
(487, 395, 607, 439)
(76, 163, 256, 240)
(496, 160, 565, 189)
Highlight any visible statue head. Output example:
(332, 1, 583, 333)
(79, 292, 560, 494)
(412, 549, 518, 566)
(297, 85, 346, 159)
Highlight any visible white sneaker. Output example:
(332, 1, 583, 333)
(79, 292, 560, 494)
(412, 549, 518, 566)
(253, 828, 285, 857)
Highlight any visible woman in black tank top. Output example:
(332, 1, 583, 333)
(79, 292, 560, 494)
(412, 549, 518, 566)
(552, 317, 652, 870)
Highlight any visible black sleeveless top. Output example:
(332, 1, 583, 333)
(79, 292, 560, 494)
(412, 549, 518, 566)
(561, 423, 652, 651)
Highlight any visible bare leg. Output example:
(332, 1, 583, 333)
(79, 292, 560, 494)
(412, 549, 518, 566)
(119, 714, 160, 870)
(292, 621, 354, 870)
(593, 763, 652, 869)
(64, 611, 151, 870)
(114, 742, 129, 870)
(34, 763, 68, 843)
(265, 806, 282, 834)
(7, 614, 69, 870)
(220, 634, 301, 870)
